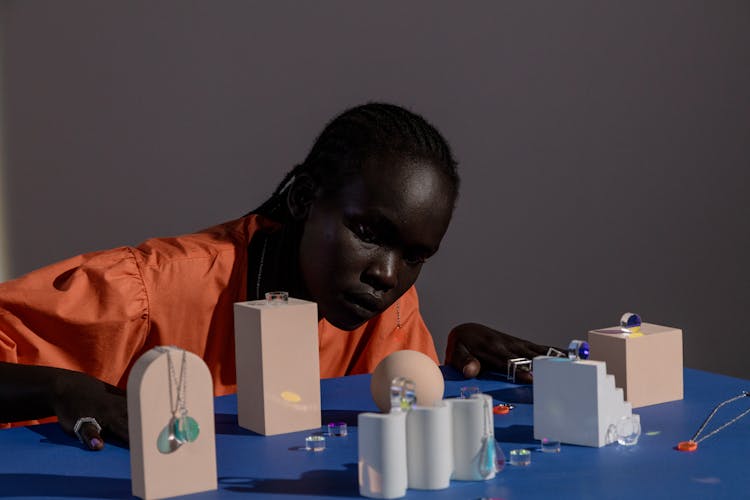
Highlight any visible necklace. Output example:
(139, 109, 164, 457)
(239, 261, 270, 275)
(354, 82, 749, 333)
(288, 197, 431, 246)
(255, 236, 268, 300)
(476, 394, 505, 477)
(677, 391, 749, 452)
(156, 347, 200, 454)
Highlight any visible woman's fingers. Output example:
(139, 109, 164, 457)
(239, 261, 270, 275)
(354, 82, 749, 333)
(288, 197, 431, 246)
(75, 418, 104, 451)
(445, 322, 557, 383)
(445, 328, 482, 378)
(53, 370, 129, 449)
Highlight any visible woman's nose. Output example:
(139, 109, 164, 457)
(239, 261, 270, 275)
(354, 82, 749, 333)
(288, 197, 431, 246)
(363, 250, 398, 291)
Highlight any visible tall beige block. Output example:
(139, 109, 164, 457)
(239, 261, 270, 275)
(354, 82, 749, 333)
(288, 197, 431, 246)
(233, 297, 321, 435)
(588, 322, 683, 408)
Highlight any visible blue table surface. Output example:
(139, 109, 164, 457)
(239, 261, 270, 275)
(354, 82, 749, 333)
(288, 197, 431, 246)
(1, 367, 749, 499)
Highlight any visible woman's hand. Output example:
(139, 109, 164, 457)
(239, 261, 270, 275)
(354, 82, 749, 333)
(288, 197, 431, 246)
(0, 362, 128, 450)
(51, 369, 129, 450)
(445, 322, 553, 383)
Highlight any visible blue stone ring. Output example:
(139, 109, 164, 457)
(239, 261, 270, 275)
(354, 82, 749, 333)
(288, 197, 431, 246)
(620, 312, 642, 333)
(567, 340, 590, 361)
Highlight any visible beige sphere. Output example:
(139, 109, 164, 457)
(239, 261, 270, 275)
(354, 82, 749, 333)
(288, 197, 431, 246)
(370, 350, 445, 412)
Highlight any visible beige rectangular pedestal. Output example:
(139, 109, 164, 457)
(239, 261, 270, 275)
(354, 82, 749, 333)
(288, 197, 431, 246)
(588, 322, 683, 408)
(234, 298, 321, 435)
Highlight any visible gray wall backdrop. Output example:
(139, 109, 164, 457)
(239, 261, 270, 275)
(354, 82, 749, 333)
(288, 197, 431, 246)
(2, 1, 748, 379)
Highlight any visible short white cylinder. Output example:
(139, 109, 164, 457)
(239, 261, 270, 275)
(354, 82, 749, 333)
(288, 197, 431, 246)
(448, 394, 496, 481)
(358, 412, 408, 499)
(406, 403, 452, 490)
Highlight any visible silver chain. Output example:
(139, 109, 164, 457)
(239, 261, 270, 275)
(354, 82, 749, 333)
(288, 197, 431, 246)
(690, 391, 749, 444)
(158, 347, 188, 417)
(255, 236, 268, 300)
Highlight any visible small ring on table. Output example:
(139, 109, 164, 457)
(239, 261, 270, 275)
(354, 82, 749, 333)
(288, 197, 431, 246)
(73, 417, 102, 444)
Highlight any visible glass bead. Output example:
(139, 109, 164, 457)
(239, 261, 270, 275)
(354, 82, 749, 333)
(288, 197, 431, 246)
(305, 434, 326, 451)
(509, 448, 531, 466)
(620, 312, 642, 333)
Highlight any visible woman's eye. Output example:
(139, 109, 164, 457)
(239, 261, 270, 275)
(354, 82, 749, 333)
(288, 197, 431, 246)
(404, 253, 427, 266)
(353, 223, 379, 244)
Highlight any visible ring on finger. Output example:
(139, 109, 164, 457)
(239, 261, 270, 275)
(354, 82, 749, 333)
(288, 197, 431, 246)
(73, 417, 102, 444)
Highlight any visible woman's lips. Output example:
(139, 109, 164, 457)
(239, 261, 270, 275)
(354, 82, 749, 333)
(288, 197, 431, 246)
(343, 292, 384, 318)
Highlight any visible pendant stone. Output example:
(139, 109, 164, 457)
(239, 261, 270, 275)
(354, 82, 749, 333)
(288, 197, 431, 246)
(174, 415, 200, 443)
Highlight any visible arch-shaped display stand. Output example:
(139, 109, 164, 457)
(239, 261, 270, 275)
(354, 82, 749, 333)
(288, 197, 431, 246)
(127, 347, 217, 499)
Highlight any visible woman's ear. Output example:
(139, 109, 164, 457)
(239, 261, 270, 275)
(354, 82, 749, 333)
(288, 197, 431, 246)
(286, 173, 318, 220)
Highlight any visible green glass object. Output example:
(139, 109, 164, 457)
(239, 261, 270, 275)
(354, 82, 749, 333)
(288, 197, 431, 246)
(173, 415, 200, 443)
(157, 417, 182, 454)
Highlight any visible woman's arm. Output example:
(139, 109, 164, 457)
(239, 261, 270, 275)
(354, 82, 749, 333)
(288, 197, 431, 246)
(0, 361, 128, 449)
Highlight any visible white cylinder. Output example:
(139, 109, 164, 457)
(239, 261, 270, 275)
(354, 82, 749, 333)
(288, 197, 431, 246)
(448, 394, 496, 481)
(358, 412, 407, 499)
(405, 403, 452, 490)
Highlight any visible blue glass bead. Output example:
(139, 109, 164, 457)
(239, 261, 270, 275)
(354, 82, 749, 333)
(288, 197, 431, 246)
(620, 312, 642, 333)
(579, 341, 590, 359)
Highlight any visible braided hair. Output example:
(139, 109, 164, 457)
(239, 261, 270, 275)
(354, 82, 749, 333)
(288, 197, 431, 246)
(251, 102, 459, 221)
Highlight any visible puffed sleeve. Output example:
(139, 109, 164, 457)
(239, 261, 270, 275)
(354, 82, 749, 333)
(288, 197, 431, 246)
(0, 247, 150, 388)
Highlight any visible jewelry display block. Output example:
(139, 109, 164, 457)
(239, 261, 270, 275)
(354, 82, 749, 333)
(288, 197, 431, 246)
(233, 297, 321, 435)
(358, 411, 408, 499)
(447, 394, 496, 480)
(588, 322, 683, 408)
(405, 404, 452, 490)
(533, 356, 634, 447)
(127, 347, 217, 500)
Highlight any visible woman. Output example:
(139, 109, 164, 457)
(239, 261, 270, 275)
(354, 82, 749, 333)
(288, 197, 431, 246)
(0, 103, 550, 449)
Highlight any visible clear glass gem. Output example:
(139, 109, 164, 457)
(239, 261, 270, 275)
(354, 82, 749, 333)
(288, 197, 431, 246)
(305, 434, 326, 451)
(541, 438, 561, 453)
(509, 448, 531, 466)
(327, 422, 348, 437)
(390, 377, 416, 412)
(460, 386, 481, 399)
(616, 414, 641, 446)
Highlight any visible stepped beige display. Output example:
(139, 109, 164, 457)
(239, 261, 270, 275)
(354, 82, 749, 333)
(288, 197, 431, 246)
(588, 322, 683, 408)
(233, 297, 321, 435)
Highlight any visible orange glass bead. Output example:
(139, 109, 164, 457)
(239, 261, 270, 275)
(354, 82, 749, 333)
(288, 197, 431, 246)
(677, 440, 698, 452)
(493, 404, 511, 415)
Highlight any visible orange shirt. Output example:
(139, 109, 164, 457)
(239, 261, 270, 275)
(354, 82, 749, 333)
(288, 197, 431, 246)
(0, 215, 438, 399)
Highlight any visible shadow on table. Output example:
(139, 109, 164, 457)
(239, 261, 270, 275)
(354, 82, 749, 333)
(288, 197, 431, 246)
(214, 413, 260, 436)
(216, 410, 363, 436)
(220, 462, 358, 497)
(26, 424, 128, 450)
(0, 473, 132, 498)
(494, 424, 535, 444)
(484, 386, 533, 405)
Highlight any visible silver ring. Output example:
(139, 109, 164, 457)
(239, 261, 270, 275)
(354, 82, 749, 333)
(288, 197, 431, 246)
(73, 417, 102, 444)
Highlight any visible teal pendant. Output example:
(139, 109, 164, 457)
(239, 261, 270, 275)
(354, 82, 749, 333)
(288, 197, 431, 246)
(479, 436, 496, 478)
(157, 417, 182, 454)
(173, 415, 200, 443)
